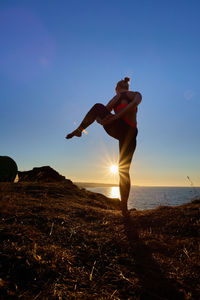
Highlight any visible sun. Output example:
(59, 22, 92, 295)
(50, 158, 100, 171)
(110, 165, 118, 174)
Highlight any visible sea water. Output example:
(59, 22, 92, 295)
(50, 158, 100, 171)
(87, 186, 200, 210)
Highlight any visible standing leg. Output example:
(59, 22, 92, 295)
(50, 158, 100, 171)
(66, 103, 110, 139)
(119, 128, 138, 217)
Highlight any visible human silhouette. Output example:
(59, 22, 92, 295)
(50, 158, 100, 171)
(66, 77, 142, 217)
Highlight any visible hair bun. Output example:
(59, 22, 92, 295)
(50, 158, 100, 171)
(124, 77, 130, 83)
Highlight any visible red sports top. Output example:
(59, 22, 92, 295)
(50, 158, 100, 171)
(113, 92, 138, 127)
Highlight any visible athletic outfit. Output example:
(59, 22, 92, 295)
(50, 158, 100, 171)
(81, 91, 139, 173)
(113, 91, 138, 128)
(66, 90, 141, 215)
(74, 91, 141, 214)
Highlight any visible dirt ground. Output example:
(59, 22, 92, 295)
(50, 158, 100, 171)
(0, 181, 199, 299)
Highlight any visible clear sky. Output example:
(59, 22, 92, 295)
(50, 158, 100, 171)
(1, 0, 200, 186)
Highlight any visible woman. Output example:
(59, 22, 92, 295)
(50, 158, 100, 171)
(66, 77, 142, 217)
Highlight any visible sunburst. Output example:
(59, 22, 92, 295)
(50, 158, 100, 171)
(110, 165, 118, 174)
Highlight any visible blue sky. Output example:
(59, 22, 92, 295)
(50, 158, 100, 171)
(0, 0, 200, 186)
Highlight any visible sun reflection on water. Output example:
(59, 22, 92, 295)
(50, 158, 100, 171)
(109, 186, 120, 199)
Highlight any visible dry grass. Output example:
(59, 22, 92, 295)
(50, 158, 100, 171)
(0, 182, 199, 299)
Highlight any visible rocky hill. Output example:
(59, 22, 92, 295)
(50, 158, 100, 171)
(18, 166, 66, 183)
(0, 171, 199, 299)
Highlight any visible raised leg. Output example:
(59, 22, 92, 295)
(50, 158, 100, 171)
(66, 103, 110, 139)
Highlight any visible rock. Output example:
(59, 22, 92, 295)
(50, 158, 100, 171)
(0, 156, 18, 182)
(18, 166, 66, 183)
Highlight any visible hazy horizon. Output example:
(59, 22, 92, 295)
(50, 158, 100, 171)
(75, 181, 200, 188)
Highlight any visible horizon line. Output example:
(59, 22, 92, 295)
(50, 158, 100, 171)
(74, 181, 200, 188)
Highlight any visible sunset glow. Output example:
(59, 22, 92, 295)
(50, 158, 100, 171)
(83, 129, 88, 135)
(0, 2, 199, 187)
(110, 165, 118, 174)
(109, 186, 120, 199)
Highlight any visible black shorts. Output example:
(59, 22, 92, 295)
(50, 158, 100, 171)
(94, 103, 138, 171)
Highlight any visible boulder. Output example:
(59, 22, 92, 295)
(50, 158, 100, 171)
(18, 166, 66, 182)
(0, 156, 18, 182)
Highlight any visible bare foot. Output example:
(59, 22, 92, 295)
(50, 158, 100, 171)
(66, 129, 82, 139)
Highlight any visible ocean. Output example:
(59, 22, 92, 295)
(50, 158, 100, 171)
(87, 186, 200, 210)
